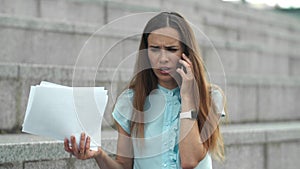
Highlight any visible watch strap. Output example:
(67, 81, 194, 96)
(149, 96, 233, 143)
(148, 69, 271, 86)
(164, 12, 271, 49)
(180, 109, 198, 119)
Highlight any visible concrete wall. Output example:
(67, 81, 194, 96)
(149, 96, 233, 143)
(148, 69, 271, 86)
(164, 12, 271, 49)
(0, 63, 132, 131)
(1, 0, 300, 129)
(0, 0, 300, 168)
(1, 63, 300, 131)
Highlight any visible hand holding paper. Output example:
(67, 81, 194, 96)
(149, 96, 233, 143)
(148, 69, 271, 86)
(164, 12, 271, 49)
(22, 81, 108, 151)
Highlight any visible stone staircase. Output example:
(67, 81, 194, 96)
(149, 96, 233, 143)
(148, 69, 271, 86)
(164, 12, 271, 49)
(0, 0, 300, 169)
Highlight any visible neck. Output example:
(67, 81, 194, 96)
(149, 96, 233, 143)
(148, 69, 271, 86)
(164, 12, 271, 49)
(158, 80, 178, 90)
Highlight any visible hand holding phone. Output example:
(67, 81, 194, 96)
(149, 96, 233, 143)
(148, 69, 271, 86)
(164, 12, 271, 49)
(177, 53, 189, 74)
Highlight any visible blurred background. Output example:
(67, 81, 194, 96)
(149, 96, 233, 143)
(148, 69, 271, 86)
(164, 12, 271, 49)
(0, 0, 300, 168)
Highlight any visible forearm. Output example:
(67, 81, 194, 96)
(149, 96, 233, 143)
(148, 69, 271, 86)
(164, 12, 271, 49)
(94, 151, 129, 169)
(94, 124, 133, 169)
(179, 97, 207, 168)
(179, 119, 206, 167)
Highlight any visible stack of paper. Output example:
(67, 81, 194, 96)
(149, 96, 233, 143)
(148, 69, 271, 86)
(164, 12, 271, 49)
(22, 81, 108, 151)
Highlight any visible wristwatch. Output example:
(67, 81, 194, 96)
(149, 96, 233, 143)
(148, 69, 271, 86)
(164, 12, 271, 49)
(180, 109, 198, 120)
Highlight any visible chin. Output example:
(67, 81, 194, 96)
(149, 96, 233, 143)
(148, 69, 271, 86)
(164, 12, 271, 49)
(153, 70, 176, 83)
(157, 75, 178, 86)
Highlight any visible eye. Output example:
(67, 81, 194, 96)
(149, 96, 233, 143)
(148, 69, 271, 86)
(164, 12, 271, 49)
(166, 48, 178, 53)
(149, 47, 160, 52)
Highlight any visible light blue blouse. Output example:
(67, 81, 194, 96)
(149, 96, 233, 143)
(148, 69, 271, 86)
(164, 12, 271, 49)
(112, 85, 224, 169)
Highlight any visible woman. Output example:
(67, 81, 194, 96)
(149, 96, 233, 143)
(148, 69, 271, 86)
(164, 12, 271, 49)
(64, 12, 226, 169)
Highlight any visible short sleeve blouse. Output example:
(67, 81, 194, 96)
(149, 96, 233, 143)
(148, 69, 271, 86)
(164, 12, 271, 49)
(112, 85, 225, 169)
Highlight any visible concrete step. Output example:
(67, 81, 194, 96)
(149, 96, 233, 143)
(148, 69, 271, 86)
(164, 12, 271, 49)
(202, 17, 300, 54)
(1, 63, 300, 131)
(0, 13, 141, 67)
(0, 0, 159, 25)
(159, 1, 300, 59)
(225, 76, 300, 123)
(1, 121, 300, 169)
(1, 0, 300, 43)
(188, 0, 300, 34)
(1, 14, 298, 77)
(167, 1, 300, 51)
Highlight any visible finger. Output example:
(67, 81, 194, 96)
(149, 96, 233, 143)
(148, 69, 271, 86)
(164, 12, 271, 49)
(64, 138, 72, 153)
(178, 59, 192, 72)
(182, 53, 192, 65)
(71, 135, 79, 156)
(85, 136, 91, 151)
(84, 136, 93, 157)
(79, 133, 86, 155)
(176, 67, 187, 78)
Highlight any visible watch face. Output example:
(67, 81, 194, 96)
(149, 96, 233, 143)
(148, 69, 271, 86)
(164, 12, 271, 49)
(191, 110, 198, 119)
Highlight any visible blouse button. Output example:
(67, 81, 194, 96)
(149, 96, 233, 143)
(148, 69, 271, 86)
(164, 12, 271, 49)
(170, 154, 177, 161)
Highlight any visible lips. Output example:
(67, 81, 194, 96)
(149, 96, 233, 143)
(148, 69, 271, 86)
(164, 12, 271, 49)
(158, 67, 171, 74)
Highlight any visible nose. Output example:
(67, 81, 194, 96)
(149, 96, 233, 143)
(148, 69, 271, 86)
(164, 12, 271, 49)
(159, 50, 169, 64)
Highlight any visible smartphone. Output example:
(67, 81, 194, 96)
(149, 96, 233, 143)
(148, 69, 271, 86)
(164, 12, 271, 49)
(177, 52, 188, 74)
(183, 45, 189, 57)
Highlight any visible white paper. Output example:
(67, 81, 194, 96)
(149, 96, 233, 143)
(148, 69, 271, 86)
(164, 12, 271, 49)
(22, 81, 108, 151)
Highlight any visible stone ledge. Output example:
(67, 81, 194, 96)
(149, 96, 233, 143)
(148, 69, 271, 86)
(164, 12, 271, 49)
(0, 130, 117, 163)
(207, 0, 300, 33)
(0, 13, 298, 58)
(226, 75, 300, 87)
(0, 0, 159, 25)
(0, 63, 18, 79)
(63, 0, 159, 11)
(1, 0, 299, 40)
(0, 63, 133, 82)
(221, 121, 300, 145)
(0, 14, 120, 37)
(204, 15, 300, 44)
(1, 63, 300, 86)
(1, 121, 300, 163)
(2, 0, 300, 33)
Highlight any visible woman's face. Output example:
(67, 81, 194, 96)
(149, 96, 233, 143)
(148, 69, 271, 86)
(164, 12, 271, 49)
(147, 27, 183, 89)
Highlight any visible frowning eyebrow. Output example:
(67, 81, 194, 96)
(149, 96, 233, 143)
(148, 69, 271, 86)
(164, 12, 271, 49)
(149, 45, 179, 48)
(149, 45, 160, 48)
(165, 46, 179, 49)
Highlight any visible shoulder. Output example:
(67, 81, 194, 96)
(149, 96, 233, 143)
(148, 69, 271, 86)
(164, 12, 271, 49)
(112, 88, 135, 134)
(209, 84, 225, 101)
(120, 88, 135, 97)
(116, 89, 134, 104)
(114, 88, 135, 112)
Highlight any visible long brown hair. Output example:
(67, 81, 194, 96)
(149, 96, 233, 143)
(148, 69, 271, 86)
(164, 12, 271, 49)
(127, 12, 225, 160)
